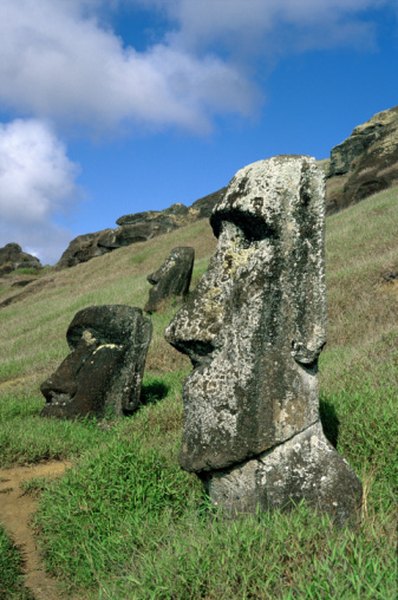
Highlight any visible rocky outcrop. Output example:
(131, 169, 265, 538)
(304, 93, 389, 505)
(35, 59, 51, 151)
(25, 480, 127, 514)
(57, 193, 225, 269)
(326, 106, 398, 213)
(55, 231, 113, 269)
(41, 305, 152, 418)
(116, 202, 190, 227)
(166, 155, 362, 524)
(56, 106, 398, 270)
(145, 246, 195, 313)
(0, 243, 42, 276)
(189, 188, 227, 219)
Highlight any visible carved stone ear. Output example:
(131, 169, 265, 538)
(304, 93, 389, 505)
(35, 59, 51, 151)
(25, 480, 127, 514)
(285, 158, 327, 367)
(291, 337, 326, 365)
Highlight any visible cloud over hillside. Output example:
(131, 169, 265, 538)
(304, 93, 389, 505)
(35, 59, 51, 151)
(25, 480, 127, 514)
(0, 119, 79, 263)
(0, 0, 395, 263)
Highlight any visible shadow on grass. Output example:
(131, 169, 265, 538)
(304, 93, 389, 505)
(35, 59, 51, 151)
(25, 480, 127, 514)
(319, 398, 340, 448)
(141, 379, 169, 406)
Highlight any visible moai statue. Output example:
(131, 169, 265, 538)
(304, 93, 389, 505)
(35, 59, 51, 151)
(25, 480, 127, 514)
(41, 305, 152, 418)
(166, 155, 362, 525)
(145, 246, 195, 313)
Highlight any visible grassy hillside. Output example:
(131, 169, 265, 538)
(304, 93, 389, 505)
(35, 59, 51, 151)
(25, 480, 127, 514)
(0, 187, 397, 598)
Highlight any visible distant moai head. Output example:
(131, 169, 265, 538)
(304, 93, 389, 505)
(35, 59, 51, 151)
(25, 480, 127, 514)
(166, 156, 327, 473)
(41, 305, 152, 419)
(145, 246, 195, 313)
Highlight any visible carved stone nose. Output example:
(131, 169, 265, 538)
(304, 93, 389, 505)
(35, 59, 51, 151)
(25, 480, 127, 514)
(167, 335, 216, 368)
(40, 370, 77, 401)
(165, 281, 223, 366)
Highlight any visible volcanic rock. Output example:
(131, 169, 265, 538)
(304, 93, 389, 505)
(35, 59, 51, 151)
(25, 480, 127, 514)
(56, 230, 114, 269)
(145, 246, 194, 313)
(166, 155, 362, 523)
(41, 305, 152, 418)
(326, 106, 398, 213)
(0, 243, 42, 276)
(56, 193, 225, 269)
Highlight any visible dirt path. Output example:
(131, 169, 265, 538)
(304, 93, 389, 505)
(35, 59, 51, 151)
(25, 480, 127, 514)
(0, 461, 72, 600)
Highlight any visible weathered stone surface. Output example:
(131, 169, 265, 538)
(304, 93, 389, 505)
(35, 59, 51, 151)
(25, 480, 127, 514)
(326, 106, 398, 213)
(41, 305, 152, 418)
(189, 188, 226, 219)
(99, 220, 178, 248)
(0, 243, 42, 276)
(56, 207, 188, 269)
(56, 230, 113, 269)
(145, 246, 195, 313)
(166, 155, 362, 522)
(166, 156, 327, 472)
(116, 203, 189, 226)
(56, 193, 224, 269)
(203, 422, 362, 526)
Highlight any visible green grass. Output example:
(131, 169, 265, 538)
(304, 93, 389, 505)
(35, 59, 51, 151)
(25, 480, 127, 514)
(0, 527, 33, 599)
(107, 505, 395, 600)
(10, 267, 41, 276)
(0, 188, 397, 598)
(0, 392, 113, 467)
(35, 417, 202, 591)
(32, 377, 397, 598)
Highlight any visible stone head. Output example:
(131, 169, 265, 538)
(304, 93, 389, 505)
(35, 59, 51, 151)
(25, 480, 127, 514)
(145, 246, 195, 313)
(165, 155, 327, 472)
(41, 304, 152, 418)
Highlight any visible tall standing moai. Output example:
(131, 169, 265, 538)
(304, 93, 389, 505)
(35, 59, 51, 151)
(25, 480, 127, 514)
(166, 155, 362, 525)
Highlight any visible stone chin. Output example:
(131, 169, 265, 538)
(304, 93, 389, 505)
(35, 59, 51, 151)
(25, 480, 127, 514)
(179, 345, 321, 474)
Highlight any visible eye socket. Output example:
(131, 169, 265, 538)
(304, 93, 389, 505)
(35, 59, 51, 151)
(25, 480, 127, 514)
(211, 209, 277, 243)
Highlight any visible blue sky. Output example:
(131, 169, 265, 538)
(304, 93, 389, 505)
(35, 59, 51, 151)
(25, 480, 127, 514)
(0, 0, 397, 264)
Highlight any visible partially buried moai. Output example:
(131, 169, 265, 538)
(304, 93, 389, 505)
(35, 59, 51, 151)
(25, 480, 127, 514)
(41, 305, 152, 418)
(165, 155, 362, 525)
(145, 246, 195, 313)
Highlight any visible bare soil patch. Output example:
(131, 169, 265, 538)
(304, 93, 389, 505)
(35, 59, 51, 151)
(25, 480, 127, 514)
(0, 461, 72, 600)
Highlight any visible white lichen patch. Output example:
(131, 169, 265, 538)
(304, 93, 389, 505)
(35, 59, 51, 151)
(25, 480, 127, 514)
(92, 342, 123, 355)
(82, 330, 97, 346)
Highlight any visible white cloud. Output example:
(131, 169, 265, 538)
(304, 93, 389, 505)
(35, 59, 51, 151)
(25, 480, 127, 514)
(0, 0, 395, 136)
(0, 0, 256, 134)
(0, 0, 393, 134)
(0, 0, 393, 265)
(0, 119, 79, 264)
(138, 0, 393, 55)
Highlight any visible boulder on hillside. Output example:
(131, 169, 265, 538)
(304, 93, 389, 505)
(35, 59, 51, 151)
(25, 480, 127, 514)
(326, 106, 398, 213)
(116, 202, 190, 226)
(0, 243, 42, 276)
(56, 230, 114, 269)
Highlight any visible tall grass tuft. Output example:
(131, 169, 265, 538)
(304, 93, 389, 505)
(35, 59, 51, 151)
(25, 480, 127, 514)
(0, 527, 33, 599)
